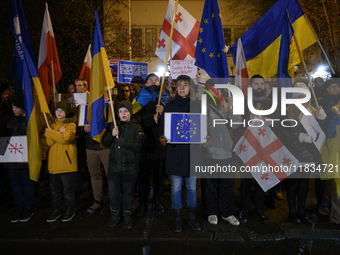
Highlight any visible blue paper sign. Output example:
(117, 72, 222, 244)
(118, 61, 148, 83)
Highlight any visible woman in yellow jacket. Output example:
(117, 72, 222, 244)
(41, 101, 78, 223)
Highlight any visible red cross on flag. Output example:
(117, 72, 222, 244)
(155, 0, 200, 62)
(234, 123, 299, 192)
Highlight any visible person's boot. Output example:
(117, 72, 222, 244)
(123, 211, 133, 229)
(20, 205, 34, 222)
(154, 202, 165, 216)
(288, 208, 300, 223)
(173, 209, 182, 233)
(11, 206, 24, 223)
(188, 207, 201, 231)
(297, 207, 312, 223)
(136, 203, 147, 218)
(107, 209, 121, 227)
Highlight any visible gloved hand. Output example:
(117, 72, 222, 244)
(298, 133, 313, 143)
(316, 106, 326, 120)
(115, 138, 125, 146)
(159, 135, 168, 146)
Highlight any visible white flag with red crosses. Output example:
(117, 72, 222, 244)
(0, 136, 28, 163)
(234, 124, 299, 192)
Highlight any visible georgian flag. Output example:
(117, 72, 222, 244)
(155, 0, 200, 62)
(235, 38, 250, 95)
(234, 123, 299, 192)
(79, 44, 92, 91)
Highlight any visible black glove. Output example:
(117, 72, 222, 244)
(115, 138, 125, 146)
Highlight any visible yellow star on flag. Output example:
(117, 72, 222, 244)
(204, 18, 209, 24)
(201, 48, 206, 53)
(211, 13, 215, 19)
(199, 27, 204, 33)
(209, 52, 214, 58)
(217, 53, 220, 58)
(222, 47, 227, 53)
(198, 38, 203, 44)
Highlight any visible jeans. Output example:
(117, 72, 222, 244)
(9, 168, 35, 207)
(108, 172, 137, 212)
(50, 172, 75, 209)
(171, 175, 197, 210)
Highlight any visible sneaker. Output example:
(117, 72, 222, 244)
(122, 211, 133, 229)
(20, 206, 34, 222)
(87, 201, 102, 214)
(319, 205, 330, 216)
(62, 207, 75, 222)
(222, 215, 240, 226)
(208, 215, 218, 225)
(46, 208, 62, 223)
(107, 210, 121, 227)
(11, 207, 24, 223)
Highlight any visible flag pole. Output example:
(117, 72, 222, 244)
(156, 0, 179, 116)
(318, 40, 336, 74)
(51, 60, 56, 104)
(106, 84, 119, 148)
(43, 112, 50, 128)
(286, 9, 319, 107)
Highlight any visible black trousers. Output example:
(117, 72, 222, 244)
(50, 172, 75, 209)
(108, 172, 137, 212)
(138, 159, 165, 205)
(286, 178, 309, 212)
(240, 178, 265, 212)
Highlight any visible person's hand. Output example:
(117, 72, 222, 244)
(112, 127, 119, 137)
(159, 135, 168, 146)
(84, 125, 91, 133)
(45, 127, 51, 132)
(299, 133, 313, 143)
(59, 126, 66, 133)
(154, 115, 160, 124)
(228, 96, 233, 107)
(203, 134, 211, 148)
(155, 105, 164, 115)
(316, 106, 326, 120)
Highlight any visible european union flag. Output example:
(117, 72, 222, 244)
(195, 0, 229, 79)
(277, 11, 295, 96)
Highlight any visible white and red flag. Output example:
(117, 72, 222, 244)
(155, 0, 200, 62)
(37, 3, 62, 103)
(234, 123, 299, 192)
(79, 44, 92, 91)
(235, 38, 249, 96)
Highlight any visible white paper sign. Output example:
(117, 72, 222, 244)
(300, 114, 326, 152)
(0, 136, 28, 163)
(170, 60, 197, 79)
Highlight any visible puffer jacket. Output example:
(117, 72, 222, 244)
(101, 120, 145, 175)
(41, 114, 78, 174)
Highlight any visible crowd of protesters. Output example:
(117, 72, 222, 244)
(0, 73, 340, 232)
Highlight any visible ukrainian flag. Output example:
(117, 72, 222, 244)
(22, 43, 51, 181)
(88, 11, 115, 143)
(230, 0, 318, 78)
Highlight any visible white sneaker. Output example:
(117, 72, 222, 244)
(222, 215, 240, 226)
(208, 215, 218, 225)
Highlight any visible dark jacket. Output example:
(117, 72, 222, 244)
(79, 126, 103, 151)
(102, 120, 145, 175)
(4, 115, 28, 169)
(159, 96, 201, 177)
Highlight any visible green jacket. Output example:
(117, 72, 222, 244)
(102, 120, 145, 175)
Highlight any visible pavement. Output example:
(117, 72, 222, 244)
(1, 177, 340, 255)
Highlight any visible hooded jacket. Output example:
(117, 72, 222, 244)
(41, 114, 78, 174)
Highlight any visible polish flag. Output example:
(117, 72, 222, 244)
(37, 3, 62, 102)
(234, 122, 299, 192)
(235, 38, 249, 95)
(155, 0, 200, 62)
(79, 44, 92, 91)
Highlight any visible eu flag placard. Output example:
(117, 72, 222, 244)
(195, 0, 229, 79)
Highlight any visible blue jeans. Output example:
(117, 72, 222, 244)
(9, 168, 35, 207)
(171, 175, 197, 210)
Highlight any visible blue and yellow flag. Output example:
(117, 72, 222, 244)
(230, 0, 318, 78)
(88, 11, 115, 143)
(277, 11, 295, 94)
(10, 0, 37, 93)
(195, 0, 229, 79)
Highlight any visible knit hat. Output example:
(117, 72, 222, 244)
(145, 73, 159, 84)
(12, 94, 25, 110)
(117, 100, 133, 115)
(1, 89, 15, 99)
(293, 82, 309, 98)
(322, 79, 339, 93)
(55, 101, 71, 117)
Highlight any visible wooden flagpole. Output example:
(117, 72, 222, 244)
(106, 84, 120, 148)
(156, 0, 179, 117)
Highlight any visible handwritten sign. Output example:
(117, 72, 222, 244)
(170, 60, 197, 79)
(118, 61, 148, 83)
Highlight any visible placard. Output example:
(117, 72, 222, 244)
(170, 60, 197, 79)
(164, 113, 207, 144)
(0, 136, 28, 163)
(300, 114, 326, 152)
(78, 102, 111, 126)
(118, 61, 148, 83)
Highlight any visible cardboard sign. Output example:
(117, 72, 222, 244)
(300, 114, 326, 153)
(0, 136, 28, 163)
(56, 93, 88, 107)
(170, 60, 197, 79)
(164, 113, 207, 144)
(118, 61, 148, 83)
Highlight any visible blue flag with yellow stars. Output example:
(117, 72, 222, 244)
(195, 0, 229, 79)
